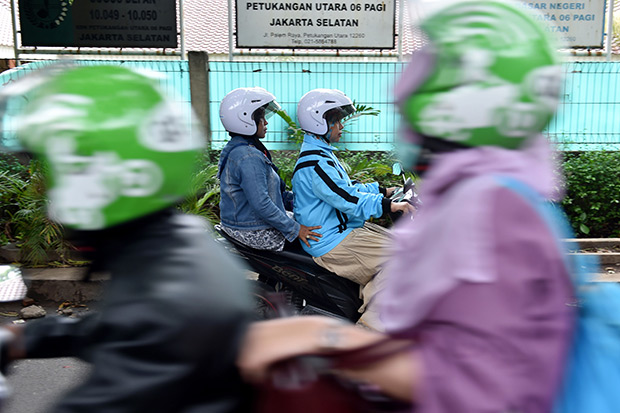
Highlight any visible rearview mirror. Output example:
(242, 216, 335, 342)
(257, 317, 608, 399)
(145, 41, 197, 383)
(392, 163, 403, 176)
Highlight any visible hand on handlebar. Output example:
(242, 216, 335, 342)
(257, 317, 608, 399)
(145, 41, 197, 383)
(299, 225, 322, 248)
(386, 187, 398, 198)
(390, 201, 416, 217)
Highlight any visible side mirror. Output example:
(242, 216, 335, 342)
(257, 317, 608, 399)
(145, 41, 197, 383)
(403, 178, 415, 192)
(391, 163, 403, 176)
(0, 266, 27, 302)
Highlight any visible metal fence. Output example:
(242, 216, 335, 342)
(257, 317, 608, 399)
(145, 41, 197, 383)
(1, 59, 620, 152)
(0, 60, 191, 151)
(548, 62, 620, 151)
(208, 61, 404, 150)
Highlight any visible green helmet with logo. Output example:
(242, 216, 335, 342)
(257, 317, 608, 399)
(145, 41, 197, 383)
(397, 0, 562, 151)
(16, 65, 205, 230)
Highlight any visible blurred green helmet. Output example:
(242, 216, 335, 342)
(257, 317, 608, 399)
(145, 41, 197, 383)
(397, 0, 562, 150)
(16, 65, 205, 230)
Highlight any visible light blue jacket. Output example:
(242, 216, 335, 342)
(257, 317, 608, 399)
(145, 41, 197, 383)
(218, 136, 299, 241)
(292, 134, 389, 257)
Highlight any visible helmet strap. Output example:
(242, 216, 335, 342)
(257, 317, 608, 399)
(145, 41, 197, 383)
(414, 135, 469, 176)
(319, 120, 339, 144)
(422, 134, 469, 154)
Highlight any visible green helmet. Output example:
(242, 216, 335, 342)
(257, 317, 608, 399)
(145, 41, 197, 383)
(17, 65, 205, 230)
(398, 0, 562, 150)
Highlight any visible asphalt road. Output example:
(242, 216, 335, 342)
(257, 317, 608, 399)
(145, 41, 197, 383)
(4, 357, 90, 413)
(0, 302, 91, 413)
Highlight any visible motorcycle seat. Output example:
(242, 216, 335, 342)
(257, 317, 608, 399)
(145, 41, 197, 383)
(214, 224, 320, 268)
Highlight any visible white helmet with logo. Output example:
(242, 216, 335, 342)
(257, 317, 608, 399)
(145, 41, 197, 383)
(219, 87, 281, 136)
(297, 89, 355, 136)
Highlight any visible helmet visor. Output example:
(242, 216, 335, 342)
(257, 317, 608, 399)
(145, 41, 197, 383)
(253, 100, 281, 124)
(263, 100, 281, 119)
(325, 104, 356, 123)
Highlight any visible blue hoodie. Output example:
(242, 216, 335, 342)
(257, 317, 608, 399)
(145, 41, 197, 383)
(292, 134, 390, 256)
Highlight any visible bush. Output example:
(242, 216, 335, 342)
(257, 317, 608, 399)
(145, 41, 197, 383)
(561, 151, 620, 238)
(270, 149, 620, 237)
(0, 154, 27, 177)
(179, 150, 222, 223)
(187, 150, 412, 227)
(271, 150, 297, 188)
(7, 148, 619, 268)
(0, 159, 72, 266)
(338, 151, 406, 189)
(272, 150, 408, 190)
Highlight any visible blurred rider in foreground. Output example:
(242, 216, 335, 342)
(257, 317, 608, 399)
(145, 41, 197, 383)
(0, 65, 253, 412)
(237, 1, 577, 411)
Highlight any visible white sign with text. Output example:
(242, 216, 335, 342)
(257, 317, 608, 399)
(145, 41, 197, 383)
(520, 1, 606, 48)
(236, 1, 395, 49)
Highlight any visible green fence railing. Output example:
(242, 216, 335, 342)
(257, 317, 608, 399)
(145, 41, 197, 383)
(2, 60, 619, 152)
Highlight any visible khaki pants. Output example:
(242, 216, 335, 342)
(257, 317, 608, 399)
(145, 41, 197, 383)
(313, 222, 391, 331)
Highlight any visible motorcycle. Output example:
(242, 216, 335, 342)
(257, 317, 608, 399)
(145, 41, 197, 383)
(214, 164, 419, 321)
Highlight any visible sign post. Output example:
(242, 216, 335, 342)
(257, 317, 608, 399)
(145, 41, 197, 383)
(236, 0, 395, 49)
(519, 0, 607, 48)
(18, 0, 177, 48)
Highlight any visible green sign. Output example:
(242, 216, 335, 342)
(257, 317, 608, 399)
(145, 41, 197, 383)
(19, 0, 177, 48)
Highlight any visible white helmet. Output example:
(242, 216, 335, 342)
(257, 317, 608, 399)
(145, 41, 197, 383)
(219, 87, 281, 136)
(297, 89, 355, 136)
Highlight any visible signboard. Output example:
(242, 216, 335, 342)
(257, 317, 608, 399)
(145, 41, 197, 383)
(519, 1, 606, 48)
(18, 0, 177, 48)
(236, 1, 395, 49)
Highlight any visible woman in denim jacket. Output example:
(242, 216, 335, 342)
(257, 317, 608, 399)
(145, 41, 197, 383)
(218, 87, 321, 251)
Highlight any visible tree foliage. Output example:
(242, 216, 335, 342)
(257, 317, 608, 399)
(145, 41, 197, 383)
(3, 149, 619, 266)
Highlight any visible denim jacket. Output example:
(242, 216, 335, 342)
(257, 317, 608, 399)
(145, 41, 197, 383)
(218, 136, 299, 241)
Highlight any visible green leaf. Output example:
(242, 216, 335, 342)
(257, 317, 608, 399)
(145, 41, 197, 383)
(274, 102, 382, 145)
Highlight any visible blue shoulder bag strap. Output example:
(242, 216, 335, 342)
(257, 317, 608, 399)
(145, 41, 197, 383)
(493, 175, 590, 283)
(495, 176, 620, 413)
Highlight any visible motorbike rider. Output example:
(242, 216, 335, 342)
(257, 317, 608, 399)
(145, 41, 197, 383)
(292, 89, 414, 331)
(238, 1, 576, 410)
(0, 65, 254, 412)
(218, 87, 321, 251)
